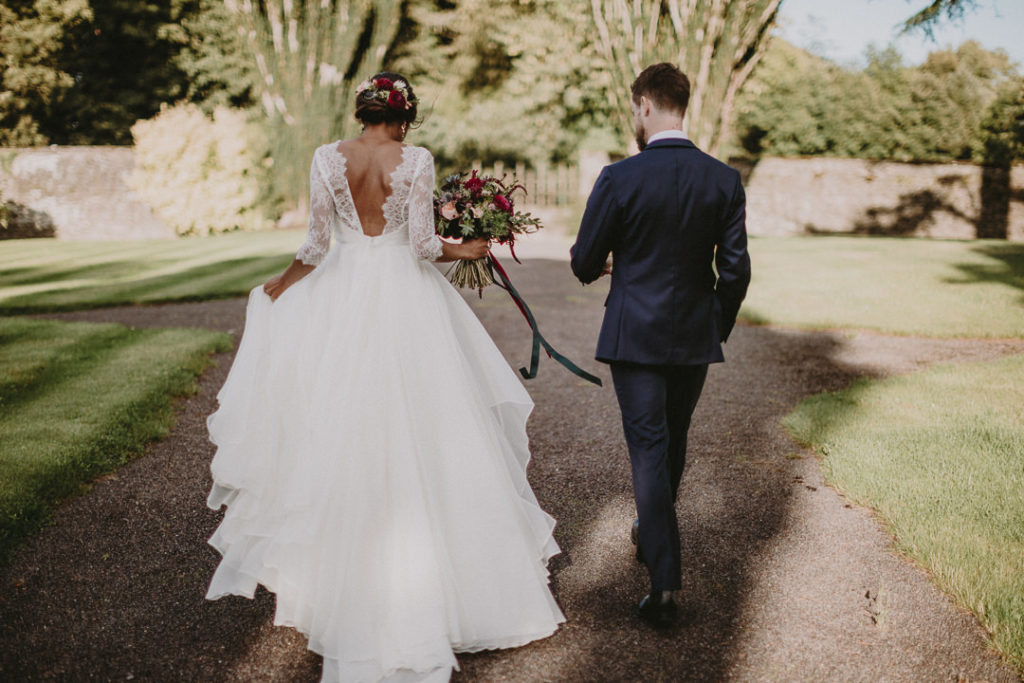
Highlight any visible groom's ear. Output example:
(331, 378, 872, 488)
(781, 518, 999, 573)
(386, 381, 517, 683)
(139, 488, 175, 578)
(638, 95, 652, 118)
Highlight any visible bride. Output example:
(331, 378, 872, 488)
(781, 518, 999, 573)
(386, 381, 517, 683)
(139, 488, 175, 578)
(204, 72, 565, 682)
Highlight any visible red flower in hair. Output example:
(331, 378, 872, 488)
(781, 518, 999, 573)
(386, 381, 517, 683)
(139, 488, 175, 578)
(387, 90, 407, 110)
(493, 194, 513, 213)
(374, 77, 394, 90)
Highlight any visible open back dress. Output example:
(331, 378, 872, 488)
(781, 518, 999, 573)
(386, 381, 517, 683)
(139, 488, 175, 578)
(204, 143, 564, 682)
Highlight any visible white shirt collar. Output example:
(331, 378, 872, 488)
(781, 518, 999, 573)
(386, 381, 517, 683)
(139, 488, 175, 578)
(646, 129, 688, 144)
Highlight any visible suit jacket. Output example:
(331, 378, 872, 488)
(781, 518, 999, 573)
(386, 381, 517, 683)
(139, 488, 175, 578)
(570, 138, 751, 366)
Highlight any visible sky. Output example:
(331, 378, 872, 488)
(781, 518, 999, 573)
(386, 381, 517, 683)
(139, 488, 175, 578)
(776, 0, 1024, 67)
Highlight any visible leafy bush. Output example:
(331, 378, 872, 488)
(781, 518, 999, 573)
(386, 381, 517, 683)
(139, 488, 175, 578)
(0, 201, 56, 240)
(129, 104, 270, 236)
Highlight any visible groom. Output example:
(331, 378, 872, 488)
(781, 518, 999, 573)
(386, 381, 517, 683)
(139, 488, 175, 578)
(570, 63, 750, 626)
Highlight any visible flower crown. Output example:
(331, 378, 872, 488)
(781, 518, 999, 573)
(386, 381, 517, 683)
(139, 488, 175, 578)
(355, 76, 417, 112)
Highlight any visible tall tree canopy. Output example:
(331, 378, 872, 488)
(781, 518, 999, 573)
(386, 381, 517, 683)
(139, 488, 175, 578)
(733, 39, 1019, 162)
(0, 0, 92, 145)
(0, 0, 255, 146)
(393, 0, 617, 168)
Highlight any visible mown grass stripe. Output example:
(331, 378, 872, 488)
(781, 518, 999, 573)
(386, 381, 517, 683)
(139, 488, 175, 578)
(0, 232, 299, 314)
(0, 317, 232, 565)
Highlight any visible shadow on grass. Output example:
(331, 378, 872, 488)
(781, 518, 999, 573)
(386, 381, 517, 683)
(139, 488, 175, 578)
(946, 243, 1024, 304)
(0, 259, 151, 288)
(0, 254, 294, 314)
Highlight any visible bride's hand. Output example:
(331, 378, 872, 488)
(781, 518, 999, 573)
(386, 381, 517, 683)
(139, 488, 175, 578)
(460, 238, 490, 261)
(264, 274, 286, 301)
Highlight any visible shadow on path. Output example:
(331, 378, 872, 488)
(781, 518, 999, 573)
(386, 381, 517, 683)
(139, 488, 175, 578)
(1, 260, 1020, 681)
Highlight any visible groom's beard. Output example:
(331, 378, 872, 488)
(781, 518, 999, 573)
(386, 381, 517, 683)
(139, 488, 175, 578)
(630, 129, 647, 152)
(634, 122, 647, 152)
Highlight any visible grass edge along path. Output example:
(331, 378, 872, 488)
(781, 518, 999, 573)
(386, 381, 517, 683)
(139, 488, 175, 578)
(784, 353, 1024, 673)
(0, 316, 232, 565)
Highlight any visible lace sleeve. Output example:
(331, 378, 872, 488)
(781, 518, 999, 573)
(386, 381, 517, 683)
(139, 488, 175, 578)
(408, 149, 444, 261)
(296, 149, 333, 266)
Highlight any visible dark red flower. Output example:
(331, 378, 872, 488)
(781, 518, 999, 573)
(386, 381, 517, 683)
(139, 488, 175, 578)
(374, 77, 394, 90)
(464, 175, 485, 196)
(387, 90, 406, 110)
(493, 194, 513, 213)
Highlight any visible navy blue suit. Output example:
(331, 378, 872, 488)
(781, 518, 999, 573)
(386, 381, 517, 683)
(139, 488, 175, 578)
(570, 137, 750, 591)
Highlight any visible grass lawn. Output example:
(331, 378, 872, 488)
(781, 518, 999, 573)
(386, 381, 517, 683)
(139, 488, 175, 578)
(0, 230, 300, 313)
(744, 236, 1024, 338)
(785, 354, 1024, 671)
(0, 316, 232, 565)
(4, 233, 1023, 337)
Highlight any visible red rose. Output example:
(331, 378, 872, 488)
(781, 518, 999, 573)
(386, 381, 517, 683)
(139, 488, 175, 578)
(374, 77, 394, 90)
(494, 194, 513, 213)
(387, 90, 406, 110)
(464, 176, 485, 196)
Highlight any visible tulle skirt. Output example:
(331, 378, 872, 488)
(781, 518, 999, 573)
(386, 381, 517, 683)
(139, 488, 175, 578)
(205, 230, 564, 682)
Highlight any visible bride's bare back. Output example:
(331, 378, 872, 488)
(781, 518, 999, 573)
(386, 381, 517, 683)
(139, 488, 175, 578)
(337, 138, 406, 237)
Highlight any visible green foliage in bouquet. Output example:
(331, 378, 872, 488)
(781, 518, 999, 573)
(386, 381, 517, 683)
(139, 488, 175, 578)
(434, 171, 541, 289)
(435, 172, 541, 241)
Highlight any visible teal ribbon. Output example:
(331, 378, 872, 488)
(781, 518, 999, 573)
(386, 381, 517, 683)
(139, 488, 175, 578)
(487, 253, 603, 387)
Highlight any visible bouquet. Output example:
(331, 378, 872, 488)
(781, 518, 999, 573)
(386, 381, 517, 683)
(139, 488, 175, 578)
(434, 171, 542, 289)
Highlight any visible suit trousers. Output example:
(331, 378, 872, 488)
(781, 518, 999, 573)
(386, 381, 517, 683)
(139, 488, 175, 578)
(610, 361, 709, 591)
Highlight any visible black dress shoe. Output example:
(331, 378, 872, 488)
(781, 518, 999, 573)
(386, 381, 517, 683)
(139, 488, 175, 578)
(637, 591, 677, 627)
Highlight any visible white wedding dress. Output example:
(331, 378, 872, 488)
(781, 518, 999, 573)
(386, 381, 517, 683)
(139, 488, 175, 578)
(204, 143, 564, 682)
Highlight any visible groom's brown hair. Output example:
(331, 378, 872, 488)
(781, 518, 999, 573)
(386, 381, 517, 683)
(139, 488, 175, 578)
(631, 63, 690, 116)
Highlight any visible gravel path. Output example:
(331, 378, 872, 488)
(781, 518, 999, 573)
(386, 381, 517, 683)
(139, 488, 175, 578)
(2, 257, 1023, 682)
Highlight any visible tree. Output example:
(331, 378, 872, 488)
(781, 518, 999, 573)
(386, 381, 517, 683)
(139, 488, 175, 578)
(176, 0, 258, 112)
(393, 0, 618, 168)
(0, 0, 92, 145)
(225, 0, 404, 209)
(977, 80, 1024, 164)
(0, 0, 261, 146)
(902, 0, 978, 36)
(589, 0, 781, 154)
(52, 0, 198, 144)
(733, 40, 1017, 163)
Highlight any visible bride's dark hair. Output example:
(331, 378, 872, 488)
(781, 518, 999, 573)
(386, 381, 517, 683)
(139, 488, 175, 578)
(354, 71, 419, 126)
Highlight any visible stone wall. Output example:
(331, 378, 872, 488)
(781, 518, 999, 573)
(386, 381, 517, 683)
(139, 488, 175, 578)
(1, 147, 1022, 241)
(0, 147, 173, 241)
(737, 156, 1024, 240)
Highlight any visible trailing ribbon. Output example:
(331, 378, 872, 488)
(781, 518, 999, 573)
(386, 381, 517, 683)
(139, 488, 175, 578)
(487, 253, 603, 387)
